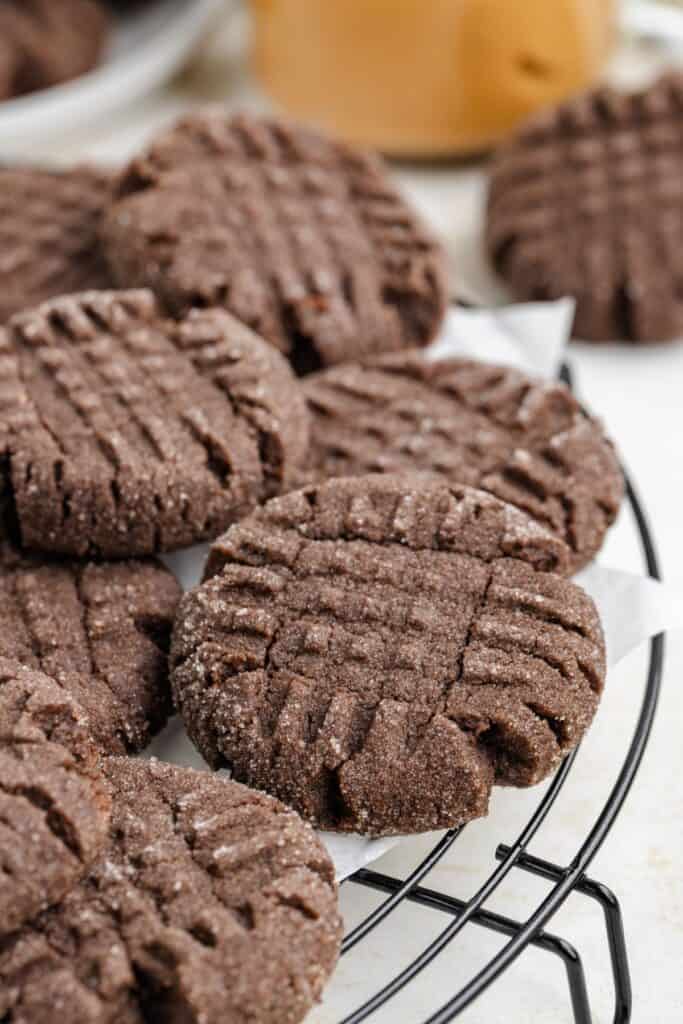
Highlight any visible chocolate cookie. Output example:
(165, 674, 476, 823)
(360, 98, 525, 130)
(0, 289, 310, 558)
(0, 757, 341, 1024)
(0, 165, 114, 324)
(102, 111, 448, 372)
(302, 353, 623, 572)
(171, 475, 605, 836)
(0, 659, 111, 937)
(0, 37, 17, 101)
(0, 542, 181, 753)
(0, 0, 109, 100)
(487, 74, 683, 342)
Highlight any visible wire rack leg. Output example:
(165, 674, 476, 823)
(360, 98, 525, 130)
(347, 870, 593, 1024)
(579, 880, 631, 1024)
(496, 847, 632, 1024)
(543, 936, 592, 1024)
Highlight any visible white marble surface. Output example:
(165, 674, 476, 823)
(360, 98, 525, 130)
(17, 12, 683, 1022)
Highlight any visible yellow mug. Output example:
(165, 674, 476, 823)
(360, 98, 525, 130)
(251, 0, 615, 156)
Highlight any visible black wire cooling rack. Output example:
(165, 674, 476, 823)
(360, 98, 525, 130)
(334, 363, 664, 1024)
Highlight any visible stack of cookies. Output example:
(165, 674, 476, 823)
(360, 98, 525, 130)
(0, 110, 622, 1022)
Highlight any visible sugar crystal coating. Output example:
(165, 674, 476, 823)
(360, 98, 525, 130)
(0, 757, 341, 1024)
(0, 289, 310, 558)
(102, 111, 448, 372)
(0, 658, 111, 938)
(172, 474, 605, 836)
(0, 541, 181, 753)
(302, 353, 623, 572)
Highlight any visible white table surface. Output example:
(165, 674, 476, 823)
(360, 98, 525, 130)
(21, 11, 683, 1022)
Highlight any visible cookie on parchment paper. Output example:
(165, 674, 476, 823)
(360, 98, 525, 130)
(172, 474, 605, 836)
(102, 111, 449, 372)
(302, 353, 623, 572)
(0, 289, 310, 558)
(0, 542, 181, 754)
(0, 659, 111, 938)
(0, 757, 341, 1024)
(487, 74, 683, 342)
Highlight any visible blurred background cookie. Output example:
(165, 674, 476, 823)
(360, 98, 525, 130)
(0, 165, 113, 323)
(487, 74, 683, 343)
(102, 111, 448, 372)
(0, 0, 110, 100)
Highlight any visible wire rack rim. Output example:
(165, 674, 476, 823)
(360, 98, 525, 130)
(339, 419, 663, 1024)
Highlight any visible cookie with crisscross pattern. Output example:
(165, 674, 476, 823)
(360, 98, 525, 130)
(0, 541, 181, 754)
(302, 352, 623, 572)
(102, 111, 448, 372)
(0, 756, 341, 1024)
(0, 289, 310, 558)
(172, 474, 605, 836)
(487, 74, 683, 342)
(0, 659, 111, 938)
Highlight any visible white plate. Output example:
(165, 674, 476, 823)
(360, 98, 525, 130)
(624, 0, 683, 44)
(0, 0, 222, 156)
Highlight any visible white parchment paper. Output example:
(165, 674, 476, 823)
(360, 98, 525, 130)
(152, 300, 683, 881)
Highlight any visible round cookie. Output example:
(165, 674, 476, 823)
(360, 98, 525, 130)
(302, 353, 623, 572)
(0, 165, 114, 324)
(0, 289, 310, 558)
(0, 542, 181, 754)
(0, 757, 342, 1024)
(487, 74, 683, 342)
(172, 474, 605, 836)
(0, 659, 111, 938)
(0, 0, 109, 99)
(102, 110, 448, 372)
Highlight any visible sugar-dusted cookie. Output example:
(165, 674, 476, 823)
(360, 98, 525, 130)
(0, 757, 341, 1024)
(0, 659, 110, 937)
(302, 353, 623, 571)
(0, 290, 310, 557)
(102, 111, 448, 372)
(0, 542, 181, 753)
(172, 475, 605, 835)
